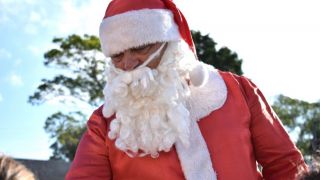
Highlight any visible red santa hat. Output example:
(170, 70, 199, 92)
(99, 0, 196, 57)
(99, 0, 209, 87)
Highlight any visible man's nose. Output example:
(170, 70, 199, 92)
(122, 51, 140, 71)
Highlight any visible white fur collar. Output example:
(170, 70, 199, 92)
(175, 63, 226, 180)
(188, 63, 227, 122)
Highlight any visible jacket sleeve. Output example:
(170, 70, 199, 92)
(66, 107, 112, 180)
(238, 76, 308, 180)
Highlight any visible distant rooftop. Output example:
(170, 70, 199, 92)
(15, 159, 71, 180)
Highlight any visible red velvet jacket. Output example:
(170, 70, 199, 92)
(66, 71, 307, 180)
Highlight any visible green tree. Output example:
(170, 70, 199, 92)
(272, 95, 320, 160)
(29, 31, 244, 161)
(29, 34, 105, 161)
(192, 31, 243, 75)
(45, 112, 87, 160)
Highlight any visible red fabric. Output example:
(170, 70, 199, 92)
(103, 0, 197, 56)
(104, 0, 166, 18)
(162, 0, 197, 54)
(66, 72, 308, 180)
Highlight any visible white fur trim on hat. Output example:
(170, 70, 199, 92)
(99, 9, 180, 57)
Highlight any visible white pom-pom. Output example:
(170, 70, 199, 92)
(189, 63, 208, 87)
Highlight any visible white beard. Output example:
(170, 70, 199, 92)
(102, 41, 198, 158)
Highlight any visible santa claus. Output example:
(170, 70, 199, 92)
(66, 0, 308, 179)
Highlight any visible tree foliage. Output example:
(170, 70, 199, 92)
(192, 31, 243, 75)
(29, 34, 105, 161)
(29, 34, 104, 106)
(272, 95, 320, 159)
(45, 111, 86, 160)
(29, 31, 244, 161)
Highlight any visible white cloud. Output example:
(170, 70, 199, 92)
(29, 11, 41, 22)
(0, 0, 26, 25)
(24, 11, 42, 34)
(176, 0, 320, 103)
(0, 0, 21, 3)
(24, 10, 49, 34)
(24, 23, 38, 34)
(28, 45, 43, 57)
(1, 0, 104, 40)
(0, 93, 3, 102)
(25, 0, 36, 5)
(0, 0, 49, 34)
(9, 73, 23, 87)
(14, 59, 22, 66)
(0, 13, 9, 24)
(0, 48, 12, 60)
(52, 0, 106, 36)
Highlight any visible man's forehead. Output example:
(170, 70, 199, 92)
(110, 42, 162, 56)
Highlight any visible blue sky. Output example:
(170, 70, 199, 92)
(0, 0, 319, 160)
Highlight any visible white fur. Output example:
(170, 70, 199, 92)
(188, 63, 227, 122)
(175, 119, 217, 180)
(175, 63, 226, 180)
(102, 40, 227, 180)
(99, 9, 180, 57)
(189, 63, 209, 87)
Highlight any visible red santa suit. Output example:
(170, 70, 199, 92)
(66, 0, 308, 179)
(66, 67, 307, 180)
